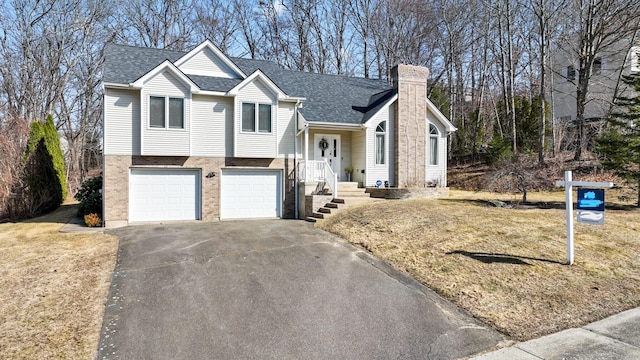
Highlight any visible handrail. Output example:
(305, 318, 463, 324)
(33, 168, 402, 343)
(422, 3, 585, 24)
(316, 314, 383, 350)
(299, 160, 338, 197)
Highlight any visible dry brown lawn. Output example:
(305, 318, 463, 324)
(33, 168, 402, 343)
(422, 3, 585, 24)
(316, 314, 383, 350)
(319, 189, 640, 341)
(0, 204, 118, 359)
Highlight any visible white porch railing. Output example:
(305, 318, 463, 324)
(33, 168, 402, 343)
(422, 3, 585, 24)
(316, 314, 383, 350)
(299, 159, 338, 197)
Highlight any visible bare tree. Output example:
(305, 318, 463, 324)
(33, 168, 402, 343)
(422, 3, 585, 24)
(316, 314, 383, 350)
(111, 0, 197, 51)
(194, 0, 240, 54)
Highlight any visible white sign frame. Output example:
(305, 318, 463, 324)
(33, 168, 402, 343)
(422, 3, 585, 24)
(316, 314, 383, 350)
(555, 171, 613, 265)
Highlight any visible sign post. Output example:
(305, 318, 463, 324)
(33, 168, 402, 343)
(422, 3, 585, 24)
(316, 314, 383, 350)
(555, 171, 613, 265)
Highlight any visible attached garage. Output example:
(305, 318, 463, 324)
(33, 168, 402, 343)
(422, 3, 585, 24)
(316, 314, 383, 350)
(129, 168, 201, 222)
(221, 169, 282, 219)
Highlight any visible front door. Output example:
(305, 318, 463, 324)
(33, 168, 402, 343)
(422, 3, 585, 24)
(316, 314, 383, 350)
(314, 134, 341, 180)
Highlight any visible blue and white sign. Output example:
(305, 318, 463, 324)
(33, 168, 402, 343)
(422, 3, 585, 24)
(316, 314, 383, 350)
(577, 188, 605, 225)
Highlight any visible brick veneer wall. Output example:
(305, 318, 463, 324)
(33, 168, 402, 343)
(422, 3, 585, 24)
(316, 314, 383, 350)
(391, 64, 430, 187)
(103, 155, 296, 228)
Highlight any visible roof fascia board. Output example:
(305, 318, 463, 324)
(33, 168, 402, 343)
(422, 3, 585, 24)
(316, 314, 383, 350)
(131, 60, 200, 92)
(362, 94, 398, 127)
(426, 97, 457, 132)
(102, 82, 131, 89)
(227, 70, 289, 100)
(307, 121, 364, 130)
(195, 90, 229, 97)
(174, 40, 247, 79)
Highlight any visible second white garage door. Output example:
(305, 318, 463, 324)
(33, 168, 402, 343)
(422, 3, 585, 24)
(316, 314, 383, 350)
(221, 169, 282, 219)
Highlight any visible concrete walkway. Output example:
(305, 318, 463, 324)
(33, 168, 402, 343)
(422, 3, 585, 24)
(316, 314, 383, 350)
(473, 308, 640, 359)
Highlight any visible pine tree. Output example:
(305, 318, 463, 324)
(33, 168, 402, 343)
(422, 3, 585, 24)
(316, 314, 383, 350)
(21, 115, 67, 214)
(596, 73, 640, 207)
(42, 114, 67, 200)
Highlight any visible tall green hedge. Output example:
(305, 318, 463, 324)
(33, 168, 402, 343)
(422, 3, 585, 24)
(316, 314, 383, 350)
(42, 115, 67, 200)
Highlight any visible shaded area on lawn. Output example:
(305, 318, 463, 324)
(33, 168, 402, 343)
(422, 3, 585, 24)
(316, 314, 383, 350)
(446, 250, 564, 266)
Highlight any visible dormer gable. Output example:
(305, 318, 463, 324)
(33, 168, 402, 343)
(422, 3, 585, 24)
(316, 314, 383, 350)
(175, 40, 246, 79)
(131, 60, 199, 92)
(228, 70, 288, 100)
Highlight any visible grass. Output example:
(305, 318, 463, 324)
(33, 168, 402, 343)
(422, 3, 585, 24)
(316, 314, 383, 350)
(0, 204, 118, 359)
(318, 189, 640, 341)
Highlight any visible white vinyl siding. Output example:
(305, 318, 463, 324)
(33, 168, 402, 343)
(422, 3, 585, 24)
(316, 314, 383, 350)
(235, 79, 277, 158)
(365, 103, 394, 186)
(191, 95, 233, 157)
(104, 88, 140, 155)
(141, 71, 191, 156)
(179, 47, 238, 78)
(351, 130, 367, 185)
(277, 102, 300, 157)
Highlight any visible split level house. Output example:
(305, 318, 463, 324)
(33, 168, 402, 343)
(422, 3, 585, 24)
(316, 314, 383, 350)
(102, 40, 456, 228)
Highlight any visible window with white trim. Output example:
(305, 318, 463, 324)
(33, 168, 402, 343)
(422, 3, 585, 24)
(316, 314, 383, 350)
(429, 124, 439, 166)
(375, 121, 386, 165)
(242, 102, 271, 133)
(149, 96, 184, 129)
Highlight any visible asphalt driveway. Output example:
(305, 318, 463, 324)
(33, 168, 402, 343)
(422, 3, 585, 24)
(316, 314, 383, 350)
(97, 220, 502, 359)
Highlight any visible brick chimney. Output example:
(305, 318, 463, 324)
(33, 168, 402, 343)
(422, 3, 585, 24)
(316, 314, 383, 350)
(391, 64, 429, 187)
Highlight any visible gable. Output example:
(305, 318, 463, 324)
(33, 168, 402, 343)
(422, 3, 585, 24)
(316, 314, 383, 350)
(179, 47, 242, 79)
(237, 77, 277, 103)
(145, 70, 191, 96)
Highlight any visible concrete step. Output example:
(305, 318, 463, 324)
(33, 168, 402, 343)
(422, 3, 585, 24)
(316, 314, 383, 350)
(337, 181, 361, 190)
(338, 190, 369, 197)
(312, 212, 327, 219)
(305, 217, 317, 223)
(325, 203, 339, 209)
(318, 207, 332, 214)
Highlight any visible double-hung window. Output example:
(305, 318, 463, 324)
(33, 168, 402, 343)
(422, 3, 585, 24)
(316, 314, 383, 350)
(242, 102, 272, 133)
(375, 121, 386, 165)
(150, 96, 184, 129)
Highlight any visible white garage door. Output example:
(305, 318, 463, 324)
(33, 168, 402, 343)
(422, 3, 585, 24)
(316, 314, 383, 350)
(130, 168, 200, 222)
(221, 169, 282, 219)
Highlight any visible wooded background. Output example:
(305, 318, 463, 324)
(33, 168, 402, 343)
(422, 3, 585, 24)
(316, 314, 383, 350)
(1, 0, 639, 194)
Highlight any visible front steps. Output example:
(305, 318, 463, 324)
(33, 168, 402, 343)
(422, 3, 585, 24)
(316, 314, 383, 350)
(305, 183, 382, 222)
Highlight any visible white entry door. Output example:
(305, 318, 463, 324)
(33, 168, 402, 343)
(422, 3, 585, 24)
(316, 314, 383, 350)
(314, 134, 341, 179)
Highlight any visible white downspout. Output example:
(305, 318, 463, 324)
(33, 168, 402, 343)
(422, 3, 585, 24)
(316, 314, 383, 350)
(294, 100, 301, 219)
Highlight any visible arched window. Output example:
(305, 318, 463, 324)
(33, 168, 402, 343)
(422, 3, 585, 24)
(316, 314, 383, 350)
(376, 121, 386, 165)
(429, 124, 439, 165)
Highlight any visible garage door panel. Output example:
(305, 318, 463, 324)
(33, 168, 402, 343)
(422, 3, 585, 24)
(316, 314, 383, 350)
(130, 169, 200, 222)
(221, 170, 281, 219)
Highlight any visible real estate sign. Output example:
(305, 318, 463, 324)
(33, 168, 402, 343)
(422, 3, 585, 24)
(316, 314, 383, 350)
(576, 188, 605, 225)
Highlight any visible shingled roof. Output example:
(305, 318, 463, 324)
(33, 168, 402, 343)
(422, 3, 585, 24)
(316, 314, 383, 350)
(103, 43, 394, 125)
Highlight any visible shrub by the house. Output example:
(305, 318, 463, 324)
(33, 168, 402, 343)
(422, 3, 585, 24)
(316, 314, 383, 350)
(75, 175, 102, 217)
